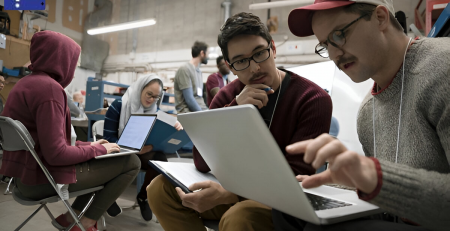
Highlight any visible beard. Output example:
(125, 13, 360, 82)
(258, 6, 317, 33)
(201, 56, 208, 65)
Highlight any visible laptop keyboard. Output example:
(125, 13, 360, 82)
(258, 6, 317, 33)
(305, 192, 352, 211)
(111, 147, 132, 154)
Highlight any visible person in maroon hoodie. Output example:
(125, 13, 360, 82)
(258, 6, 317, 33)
(0, 31, 140, 231)
(147, 12, 333, 231)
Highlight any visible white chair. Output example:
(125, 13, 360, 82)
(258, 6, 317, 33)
(0, 116, 104, 231)
(92, 120, 105, 142)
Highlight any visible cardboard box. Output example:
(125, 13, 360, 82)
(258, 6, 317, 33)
(0, 35, 30, 69)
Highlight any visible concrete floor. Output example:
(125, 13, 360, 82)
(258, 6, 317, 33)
(0, 156, 194, 231)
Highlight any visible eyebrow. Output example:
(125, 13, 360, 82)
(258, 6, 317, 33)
(230, 44, 267, 63)
(319, 22, 348, 44)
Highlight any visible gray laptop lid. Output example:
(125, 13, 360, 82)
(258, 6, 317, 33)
(178, 105, 320, 224)
(117, 114, 156, 150)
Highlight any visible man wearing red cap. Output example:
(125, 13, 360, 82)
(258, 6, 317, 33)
(276, 0, 450, 230)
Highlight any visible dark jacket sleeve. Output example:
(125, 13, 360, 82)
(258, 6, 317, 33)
(286, 90, 332, 176)
(206, 73, 219, 94)
(103, 99, 122, 143)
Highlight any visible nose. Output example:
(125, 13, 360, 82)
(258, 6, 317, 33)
(248, 59, 260, 73)
(328, 44, 344, 61)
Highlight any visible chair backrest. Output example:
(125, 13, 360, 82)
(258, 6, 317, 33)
(92, 120, 105, 141)
(0, 116, 59, 190)
(0, 116, 35, 151)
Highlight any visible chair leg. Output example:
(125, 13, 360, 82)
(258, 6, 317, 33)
(4, 177, 13, 195)
(41, 204, 64, 230)
(98, 215, 107, 231)
(65, 192, 96, 231)
(14, 204, 46, 231)
(175, 151, 180, 158)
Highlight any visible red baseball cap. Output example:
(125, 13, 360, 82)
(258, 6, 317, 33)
(288, 0, 395, 37)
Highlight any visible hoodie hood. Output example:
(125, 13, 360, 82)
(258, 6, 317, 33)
(28, 31, 81, 89)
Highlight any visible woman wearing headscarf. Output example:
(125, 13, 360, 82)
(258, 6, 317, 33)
(0, 31, 140, 231)
(103, 74, 182, 221)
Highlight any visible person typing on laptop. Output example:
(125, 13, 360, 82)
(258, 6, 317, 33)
(103, 74, 183, 221)
(0, 31, 140, 231)
(147, 12, 333, 231)
(274, 0, 450, 231)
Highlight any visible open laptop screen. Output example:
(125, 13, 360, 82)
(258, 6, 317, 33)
(117, 115, 156, 150)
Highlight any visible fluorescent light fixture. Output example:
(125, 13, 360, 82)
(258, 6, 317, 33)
(249, 0, 313, 10)
(87, 19, 156, 35)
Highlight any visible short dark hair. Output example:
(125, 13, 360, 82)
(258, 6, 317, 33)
(192, 41, 208, 58)
(218, 12, 272, 62)
(216, 55, 224, 65)
(343, 3, 403, 32)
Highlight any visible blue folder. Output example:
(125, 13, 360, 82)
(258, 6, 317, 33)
(145, 119, 191, 153)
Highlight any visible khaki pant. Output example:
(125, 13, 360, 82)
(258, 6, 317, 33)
(147, 175, 274, 231)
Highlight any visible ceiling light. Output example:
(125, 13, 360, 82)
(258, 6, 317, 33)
(249, 0, 313, 10)
(87, 19, 156, 35)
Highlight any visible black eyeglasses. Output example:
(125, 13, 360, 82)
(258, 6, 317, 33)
(228, 44, 272, 71)
(145, 92, 161, 101)
(315, 14, 368, 58)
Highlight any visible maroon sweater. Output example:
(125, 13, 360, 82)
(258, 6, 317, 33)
(193, 71, 332, 176)
(0, 31, 106, 185)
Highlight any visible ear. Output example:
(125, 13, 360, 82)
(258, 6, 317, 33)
(271, 40, 277, 58)
(225, 60, 237, 76)
(375, 5, 390, 32)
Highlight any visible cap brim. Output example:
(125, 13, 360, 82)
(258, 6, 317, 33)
(288, 1, 355, 37)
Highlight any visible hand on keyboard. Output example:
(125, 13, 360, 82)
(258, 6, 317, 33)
(102, 143, 120, 154)
(287, 134, 378, 194)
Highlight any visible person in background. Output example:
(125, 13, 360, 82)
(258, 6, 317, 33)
(103, 98, 109, 108)
(174, 41, 209, 113)
(147, 12, 332, 231)
(0, 31, 140, 231)
(206, 55, 231, 107)
(66, 90, 82, 118)
(103, 75, 183, 221)
(0, 73, 5, 114)
(73, 91, 84, 106)
(273, 0, 450, 230)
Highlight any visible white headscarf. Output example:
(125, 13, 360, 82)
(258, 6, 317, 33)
(118, 74, 163, 136)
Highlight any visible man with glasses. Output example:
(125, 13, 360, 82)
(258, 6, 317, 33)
(147, 12, 332, 231)
(272, 0, 450, 230)
(206, 55, 230, 106)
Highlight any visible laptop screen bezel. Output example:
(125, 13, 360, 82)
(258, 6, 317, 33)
(117, 114, 157, 151)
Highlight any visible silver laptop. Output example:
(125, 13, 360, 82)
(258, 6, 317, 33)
(178, 105, 381, 225)
(96, 114, 157, 159)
